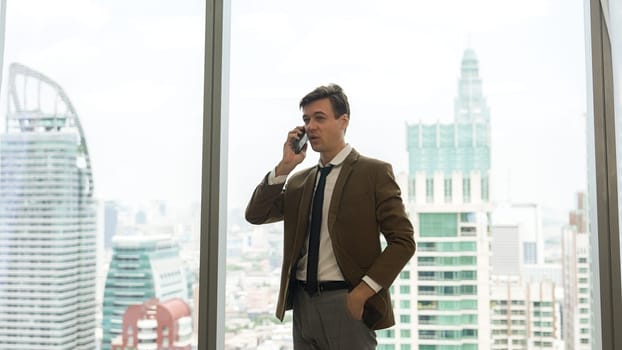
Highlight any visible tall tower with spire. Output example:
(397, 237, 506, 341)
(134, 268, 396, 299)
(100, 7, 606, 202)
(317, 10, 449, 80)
(0, 63, 97, 349)
(455, 48, 491, 125)
(378, 49, 492, 349)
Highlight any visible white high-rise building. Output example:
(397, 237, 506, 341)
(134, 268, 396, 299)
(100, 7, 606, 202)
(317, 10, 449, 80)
(491, 202, 563, 286)
(562, 192, 592, 350)
(0, 63, 97, 349)
(377, 48, 492, 350)
(490, 224, 521, 275)
(492, 202, 544, 268)
(490, 278, 558, 349)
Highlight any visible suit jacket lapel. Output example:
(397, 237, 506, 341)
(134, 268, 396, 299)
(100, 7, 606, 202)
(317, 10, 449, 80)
(328, 149, 359, 233)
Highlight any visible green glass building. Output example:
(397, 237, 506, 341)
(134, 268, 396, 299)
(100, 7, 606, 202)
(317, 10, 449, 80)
(378, 49, 492, 350)
(101, 235, 191, 350)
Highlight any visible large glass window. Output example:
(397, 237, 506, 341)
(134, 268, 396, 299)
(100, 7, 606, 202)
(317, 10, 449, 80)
(227, 0, 598, 349)
(420, 213, 458, 237)
(6, 0, 622, 348)
(0, 1, 205, 349)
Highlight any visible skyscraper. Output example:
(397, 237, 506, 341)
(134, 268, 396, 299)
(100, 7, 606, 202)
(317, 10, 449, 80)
(0, 63, 97, 349)
(562, 192, 592, 350)
(492, 202, 545, 269)
(379, 48, 492, 349)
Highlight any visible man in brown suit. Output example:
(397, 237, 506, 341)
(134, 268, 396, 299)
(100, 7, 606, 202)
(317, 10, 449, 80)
(246, 84, 415, 349)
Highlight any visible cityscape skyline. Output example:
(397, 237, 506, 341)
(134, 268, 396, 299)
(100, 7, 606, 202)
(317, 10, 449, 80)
(0, 0, 588, 216)
(224, 48, 589, 349)
(0, 0, 595, 349)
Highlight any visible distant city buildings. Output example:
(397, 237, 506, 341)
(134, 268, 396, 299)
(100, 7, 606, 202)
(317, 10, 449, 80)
(104, 201, 120, 251)
(489, 199, 564, 350)
(0, 63, 97, 349)
(102, 234, 192, 350)
(491, 202, 563, 285)
(225, 223, 286, 349)
(111, 298, 192, 350)
(492, 202, 544, 272)
(490, 278, 558, 349)
(562, 192, 592, 350)
(490, 223, 522, 275)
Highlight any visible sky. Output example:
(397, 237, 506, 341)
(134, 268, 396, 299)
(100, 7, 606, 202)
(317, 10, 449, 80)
(0, 0, 590, 220)
(229, 0, 589, 217)
(1, 0, 206, 205)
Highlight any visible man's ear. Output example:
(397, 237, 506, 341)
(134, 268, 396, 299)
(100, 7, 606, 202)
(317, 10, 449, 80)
(341, 114, 349, 130)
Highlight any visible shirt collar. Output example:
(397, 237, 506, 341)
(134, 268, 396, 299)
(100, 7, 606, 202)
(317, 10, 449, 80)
(318, 144, 352, 168)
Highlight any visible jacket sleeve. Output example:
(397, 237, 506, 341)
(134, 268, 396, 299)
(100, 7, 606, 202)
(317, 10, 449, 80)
(365, 163, 416, 288)
(245, 172, 286, 225)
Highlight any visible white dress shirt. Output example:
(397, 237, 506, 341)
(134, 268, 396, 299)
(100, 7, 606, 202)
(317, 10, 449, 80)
(269, 144, 382, 293)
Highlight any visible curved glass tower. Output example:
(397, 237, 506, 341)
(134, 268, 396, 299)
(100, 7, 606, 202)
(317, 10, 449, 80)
(0, 63, 97, 349)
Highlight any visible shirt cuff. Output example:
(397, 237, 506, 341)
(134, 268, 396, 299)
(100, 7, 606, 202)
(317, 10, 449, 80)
(268, 167, 288, 185)
(362, 275, 382, 293)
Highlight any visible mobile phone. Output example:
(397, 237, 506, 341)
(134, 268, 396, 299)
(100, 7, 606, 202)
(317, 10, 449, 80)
(292, 129, 308, 154)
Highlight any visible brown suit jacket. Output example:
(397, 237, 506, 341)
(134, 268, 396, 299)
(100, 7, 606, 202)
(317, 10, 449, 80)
(245, 148, 415, 330)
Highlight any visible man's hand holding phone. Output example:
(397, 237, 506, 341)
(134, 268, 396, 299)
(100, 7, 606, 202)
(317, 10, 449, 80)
(275, 126, 307, 176)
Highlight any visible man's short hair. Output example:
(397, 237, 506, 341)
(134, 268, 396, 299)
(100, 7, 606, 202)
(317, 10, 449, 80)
(299, 83, 350, 118)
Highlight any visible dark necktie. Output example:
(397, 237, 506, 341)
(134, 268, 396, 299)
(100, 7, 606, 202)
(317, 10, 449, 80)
(305, 165, 333, 295)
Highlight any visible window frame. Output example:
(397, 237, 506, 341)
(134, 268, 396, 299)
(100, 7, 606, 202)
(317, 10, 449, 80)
(198, 0, 229, 349)
(587, 0, 622, 348)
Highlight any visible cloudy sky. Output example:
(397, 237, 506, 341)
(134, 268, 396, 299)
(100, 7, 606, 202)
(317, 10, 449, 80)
(228, 0, 588, 217)
(1, 0, 205, 205)
(1, 0, 589, 219)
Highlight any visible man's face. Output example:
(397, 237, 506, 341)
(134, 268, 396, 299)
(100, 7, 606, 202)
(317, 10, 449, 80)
(302, 98, 348, 154)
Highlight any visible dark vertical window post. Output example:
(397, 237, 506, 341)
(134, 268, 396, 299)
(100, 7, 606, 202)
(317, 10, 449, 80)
(586, 0, 622, 348)
(199, 0, 229, 349)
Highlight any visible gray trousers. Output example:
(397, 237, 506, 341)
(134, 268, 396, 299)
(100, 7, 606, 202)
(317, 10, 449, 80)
(292, 284, 377, 350)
